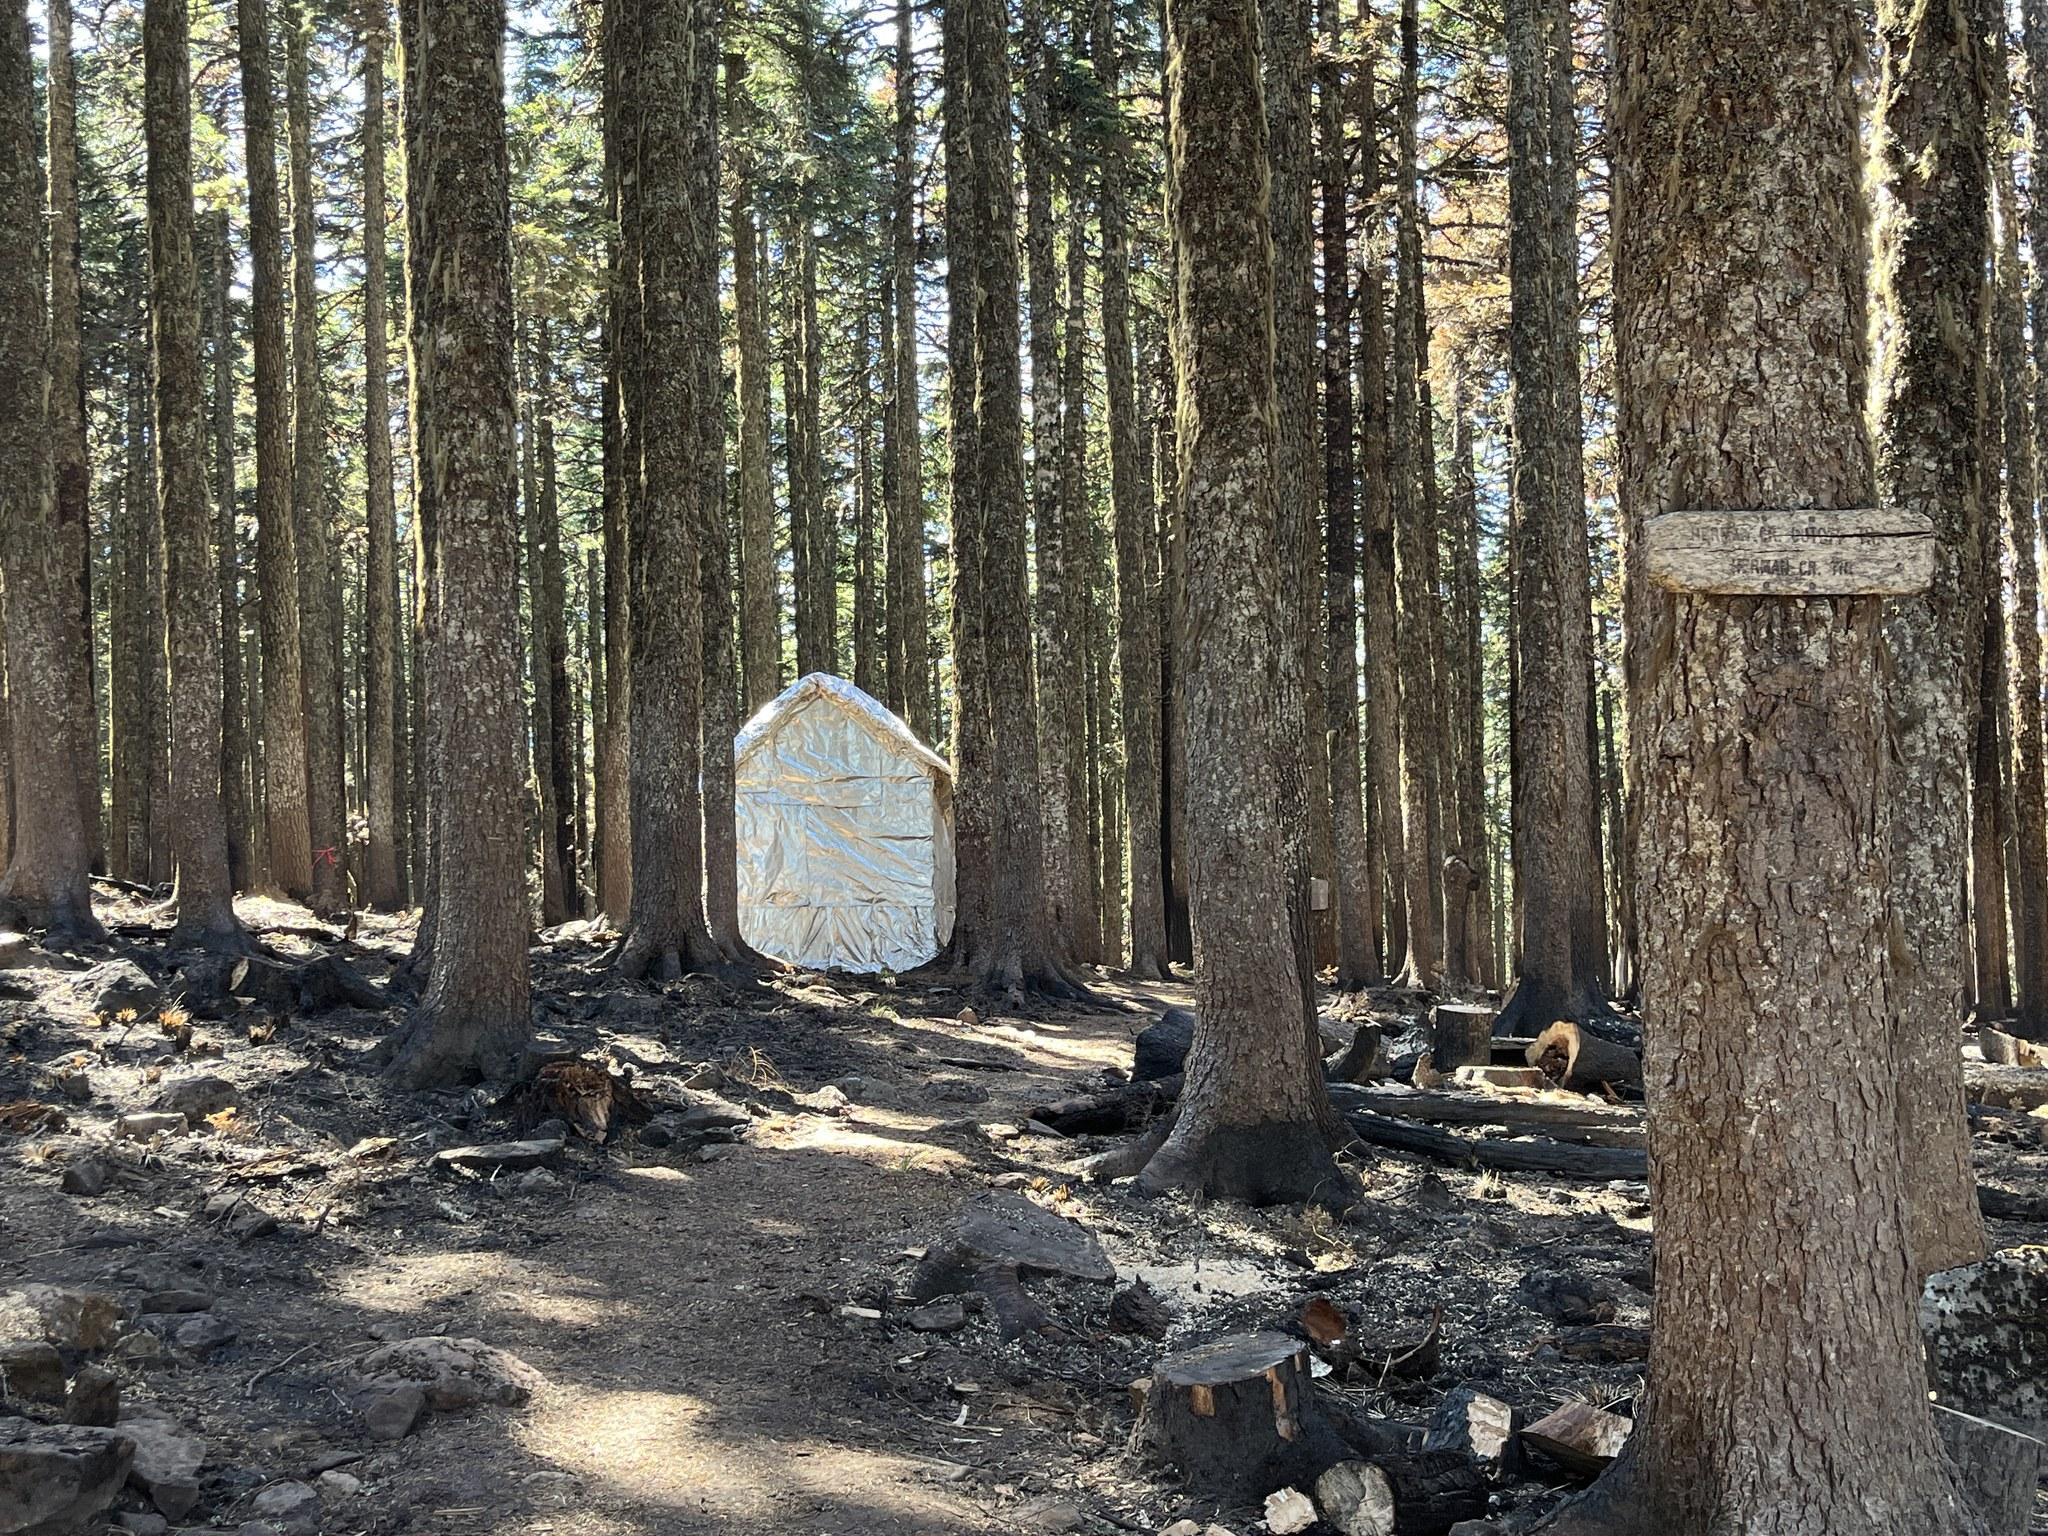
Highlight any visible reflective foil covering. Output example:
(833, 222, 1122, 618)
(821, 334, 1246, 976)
(734, 673, 956, 974)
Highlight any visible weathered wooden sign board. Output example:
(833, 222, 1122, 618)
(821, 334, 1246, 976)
(1645, 508, 1934, 596)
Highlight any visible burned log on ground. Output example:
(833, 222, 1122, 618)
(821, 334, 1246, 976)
(910, 1192, 1115, 1338)
(1324, 1083, 1644, 1148)
(1028, 1077, 1178, 1135)
(1977, 1184, 2048, 1223)
(1313, 1452, 1489, 1536)
(1133, 1008, 1196, 1082)
(176, 952, 387, 1018)
(1964, 1064, 2048, 1112)
(1342, 1111, 1647, 1181)
(1524, 1021, 1642, 1095)
(1109, 1280, 1173, 1339)
(1980, 1028, 2045, 1068)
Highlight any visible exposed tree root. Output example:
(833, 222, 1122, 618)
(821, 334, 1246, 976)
(381, 1002, 532, 1089)
(0, 884, 105, 947)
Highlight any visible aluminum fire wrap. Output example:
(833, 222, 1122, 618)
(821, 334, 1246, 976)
(734, 673, 956, 974)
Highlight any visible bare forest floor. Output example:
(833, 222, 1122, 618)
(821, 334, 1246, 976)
(1, 887, 2043, 1536)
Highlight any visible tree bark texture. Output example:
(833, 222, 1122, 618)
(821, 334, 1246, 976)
(363, 0, 403, 910)
(1872, 0, 1990, 1275)
(44, 0, 100, 876)
(238, 0, 310, 898)
(1499, 0, 1600, 1026)
(145, 0, 240, 949)
(615, 0, 722, 978)
(1142, 0, 1345, 1203)
(888, 0, 930, 738)
(1101, 0, 1170, 980)
(1320, 0, 1378, 987)
(1058, 195, 1097, 965)
(949, 0, 1063, 988)
(389, 0, 533, 1084)
(729, 51, 779, 712)
(1390, 0, 1438, 989)
(203, 209, 252, 895)
(0, 0, 99, 939)
(288, 5, 346, 913)
(1563, 0, 1989, 1524)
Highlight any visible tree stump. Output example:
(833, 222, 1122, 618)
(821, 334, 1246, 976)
(1327, 1023, 1387, 1084)
(1932, 1404, 2042, 1535)
(1430, 1005, 1495, 1073)
(1134, 1331, 1340, 1500)
(1525, 1021, 1643, 1093)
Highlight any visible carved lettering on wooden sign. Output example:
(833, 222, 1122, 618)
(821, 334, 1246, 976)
(1645, 508, 1935, 596)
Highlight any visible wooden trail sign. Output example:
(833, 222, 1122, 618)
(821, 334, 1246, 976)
(1645, 508, 1934, 596)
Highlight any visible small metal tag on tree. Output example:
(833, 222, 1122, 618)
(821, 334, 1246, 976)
(1645, 508, 1935, 596)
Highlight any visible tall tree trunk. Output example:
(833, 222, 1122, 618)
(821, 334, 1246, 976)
(854, 301, 881, 697)
(1994, 15, 2048, 1036)
(597, 0, 634, 920)
(142, 342, 171, 891)
(889, 0, 930, 737)
(363, 0, 401, 910)
(1389, 0, 1438, 989)
(0, 0, 100, 939)
(1058, 195, 1096, 966)
(203, 210, 251, 894)
(520, 341, 566, 926)
(111, 340, 148, 885)
(288, 4, 345, 913)
(1357, 20, 1403, 972)
(614, 0, 722, 978)
(1448, 365, 1494, 988)
(145, 0, 239, 948)
(1552, 0, 1986, 1522)
(536, 323, 575, 913)
(2019, 0, 2048, 1040)
(728, 51, 779, 711)
(1975, 276, 2015, 1019)
(1024, 0, 1078, 955)
(700, 222, 743, 955)
(1264, 0, 1329, 978)
(1100, 0, 1169, 980)
(388, 0, 531, 1085)
(1497, 0, 1601, 1027)
(947, 0, 1065, 989)
(942, 0, 991, 961)
(45, 0, 100, 877)
(1320, 0, 1378, 986)
(1140, 0, 1342, 1202)
(1874, 0, 1989, 1275)
(238, 0, 310, 898)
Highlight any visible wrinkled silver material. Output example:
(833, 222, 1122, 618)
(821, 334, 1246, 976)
(734, 673, 955, 974)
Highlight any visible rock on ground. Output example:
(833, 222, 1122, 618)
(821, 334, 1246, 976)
(349, 1335, 545, 1417)
(114, 1407, 204, 1521)
(0, 1286, 124, 1352)
(0, 1421, 135, 1536)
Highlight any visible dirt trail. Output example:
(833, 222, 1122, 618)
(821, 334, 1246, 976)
(3, 891, 2041, 1535)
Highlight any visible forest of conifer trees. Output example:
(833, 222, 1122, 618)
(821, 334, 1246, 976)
(1, 0, 2046, 1526)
